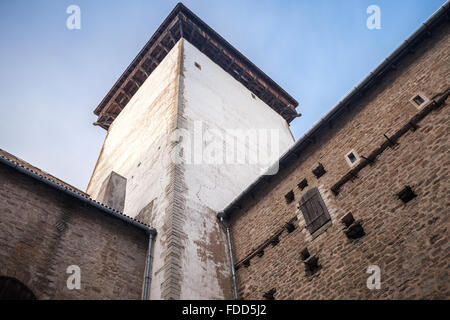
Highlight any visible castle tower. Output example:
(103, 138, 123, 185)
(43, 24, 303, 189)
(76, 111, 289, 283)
(87, 3, 299, 299)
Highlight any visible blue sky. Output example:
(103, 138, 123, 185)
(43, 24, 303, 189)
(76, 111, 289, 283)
(0, 0, 446, 190)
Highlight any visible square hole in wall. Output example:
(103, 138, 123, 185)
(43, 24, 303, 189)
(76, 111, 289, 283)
(312, 163, 326, 179)
(413, 95, 425, 105)
(298, 178, 308, 190)
(345, 149, 360, 167)
(284, 190, 295, 203)
(398, 186, 417, 204)
(263, 288, 276, 300)
(410, 93, 429, 109)
(341, 213, 366, 239)
(300, 248, 310, 260)
(194, 62, 201, 70)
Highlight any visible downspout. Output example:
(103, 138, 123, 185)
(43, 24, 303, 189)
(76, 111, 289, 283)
(143, 231, 155, 300)
(218, 212, 238, 300)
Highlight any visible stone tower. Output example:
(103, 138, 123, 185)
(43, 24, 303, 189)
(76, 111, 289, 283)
(86, 3, 299, 299)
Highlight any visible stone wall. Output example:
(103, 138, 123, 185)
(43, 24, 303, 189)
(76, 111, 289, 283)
(86, 36, 295, 299)
(228, 20, 450, 299)
(0, 164, 148, 299)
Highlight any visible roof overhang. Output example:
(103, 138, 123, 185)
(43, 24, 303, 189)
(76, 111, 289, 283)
(93, 2, 300, 130)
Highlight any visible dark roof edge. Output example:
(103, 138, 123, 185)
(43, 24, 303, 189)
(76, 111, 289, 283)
(0, 154, 156, 236)
(177, 3, 299, 108)
(218, 0, 450, 220)
(94, 2, 298, 118)
(93, 3, 183, 116)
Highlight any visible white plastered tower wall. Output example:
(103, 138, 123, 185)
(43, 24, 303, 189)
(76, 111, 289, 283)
(87, 38, 294, 299)
(87, 39, 183, 300)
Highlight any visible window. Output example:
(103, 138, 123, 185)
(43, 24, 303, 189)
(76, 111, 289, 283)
(345, 149, 360, 167)
(347, 152, 357, 163)
(410, 93, 429, 109)
(194, 62, 201, 70)
(298, 188, 331, 234)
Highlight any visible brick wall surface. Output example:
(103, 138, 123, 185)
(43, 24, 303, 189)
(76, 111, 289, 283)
(229, 21, 449, 299)
(0, 165, 149, 299)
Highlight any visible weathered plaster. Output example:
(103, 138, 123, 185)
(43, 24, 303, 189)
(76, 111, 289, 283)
(87, 38, 294, 299)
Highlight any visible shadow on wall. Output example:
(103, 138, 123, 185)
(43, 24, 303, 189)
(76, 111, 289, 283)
(0, 276, 36, 300)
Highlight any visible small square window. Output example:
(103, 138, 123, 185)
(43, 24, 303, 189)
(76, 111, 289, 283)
(348, 153, 357, 163)
(410, 93, 429, 109)
(194, 62, 201, 70)
(413, 95, 425, 106)
(345, 149, 360, 167)
(341, 213, 355, 228)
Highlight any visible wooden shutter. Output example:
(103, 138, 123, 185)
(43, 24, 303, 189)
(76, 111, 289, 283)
(298, 187, 331, 234)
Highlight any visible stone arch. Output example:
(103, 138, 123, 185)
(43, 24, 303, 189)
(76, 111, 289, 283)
(0, 276, 36, 300)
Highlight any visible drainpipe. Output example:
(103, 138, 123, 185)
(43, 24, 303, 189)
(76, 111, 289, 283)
(143, 231, 155, 300)
(218, 212, 238, 300)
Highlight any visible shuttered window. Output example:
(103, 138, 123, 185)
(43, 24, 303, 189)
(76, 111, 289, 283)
(298, 187, 331, 234)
